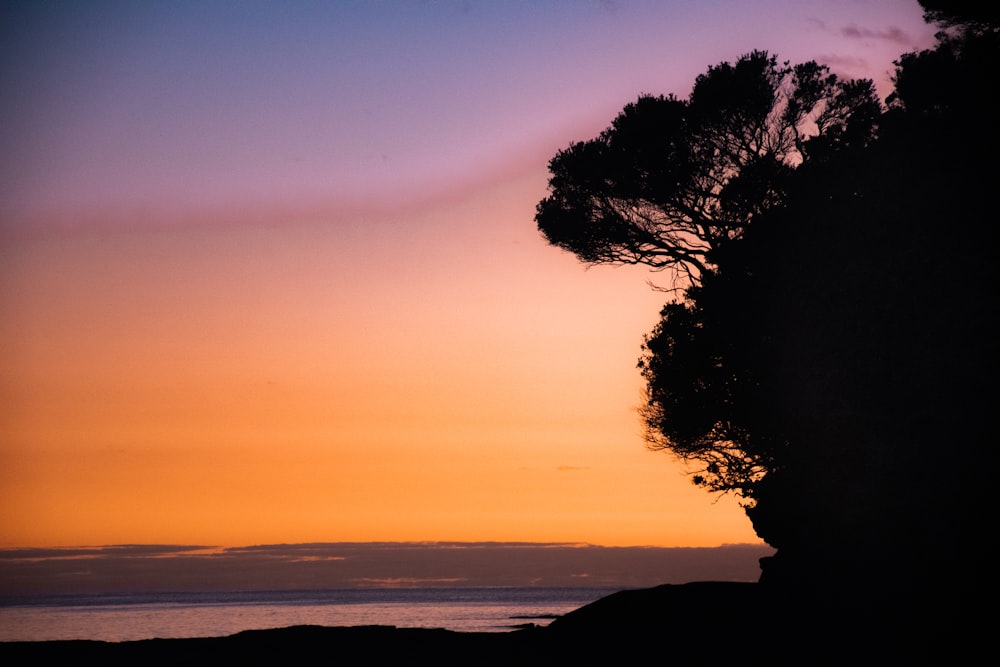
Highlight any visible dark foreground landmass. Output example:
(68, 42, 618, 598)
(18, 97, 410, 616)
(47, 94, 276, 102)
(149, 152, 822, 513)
(0, 581, 984, 666)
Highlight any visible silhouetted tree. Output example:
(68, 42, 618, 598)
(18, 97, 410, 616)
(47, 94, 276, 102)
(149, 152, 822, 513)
(918, 0, 1000, 31)
(536, 51, 880, 292)
(538, 28, 998, 595)
(538, 52, 880, 499)
(639, 27, 998, 583)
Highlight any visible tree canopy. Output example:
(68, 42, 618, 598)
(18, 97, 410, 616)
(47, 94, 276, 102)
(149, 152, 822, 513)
(535, 51, 880, 291)
(918, 0, 1000, 30)
(537, 51, 883, 499)
(537, 27, 998, 591)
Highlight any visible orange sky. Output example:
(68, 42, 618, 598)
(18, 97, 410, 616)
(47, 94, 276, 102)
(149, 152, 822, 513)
(0, 171, 760, 547)
(0, 1, 933, 549)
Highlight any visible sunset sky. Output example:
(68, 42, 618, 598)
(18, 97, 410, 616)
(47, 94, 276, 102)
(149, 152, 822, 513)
(0, 1, 935, 551)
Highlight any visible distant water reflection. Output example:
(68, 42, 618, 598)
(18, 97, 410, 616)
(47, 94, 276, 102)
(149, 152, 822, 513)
(0, 588, 618, 642)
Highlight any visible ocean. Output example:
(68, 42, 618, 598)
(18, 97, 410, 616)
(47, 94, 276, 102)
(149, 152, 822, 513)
(0, 587, 619, 642)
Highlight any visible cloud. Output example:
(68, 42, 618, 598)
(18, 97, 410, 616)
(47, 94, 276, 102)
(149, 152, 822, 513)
(0, 542, 773, 595)
(812, 53, 871, 71)
(350, 577, 468, 587)
(0, 545, 215, 562)
(841, 24, 914, 46)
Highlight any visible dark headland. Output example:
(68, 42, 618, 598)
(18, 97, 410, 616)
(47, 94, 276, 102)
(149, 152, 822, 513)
(0, 580, 984, 666)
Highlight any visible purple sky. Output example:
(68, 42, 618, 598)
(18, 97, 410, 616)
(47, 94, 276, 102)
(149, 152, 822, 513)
(1, 0, 932, 235)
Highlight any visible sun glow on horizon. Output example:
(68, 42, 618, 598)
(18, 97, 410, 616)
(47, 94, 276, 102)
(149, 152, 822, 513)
(0, 174, 760, 550)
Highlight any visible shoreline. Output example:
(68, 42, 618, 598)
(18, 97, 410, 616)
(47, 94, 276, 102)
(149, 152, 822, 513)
(1, 581, 979, 665)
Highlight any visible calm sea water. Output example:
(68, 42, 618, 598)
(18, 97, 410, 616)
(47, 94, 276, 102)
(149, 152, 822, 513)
(0, 587, 618, 642)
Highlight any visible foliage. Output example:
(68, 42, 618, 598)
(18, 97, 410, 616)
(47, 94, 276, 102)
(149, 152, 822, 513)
(535, 51, 879, 292)
(918, 0, 1000, 31)
(537, 25, 998, 581)
(537, 51, 880, 498)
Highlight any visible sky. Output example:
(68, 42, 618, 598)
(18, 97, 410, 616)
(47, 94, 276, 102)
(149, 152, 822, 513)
(0, 1, 935, 552)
